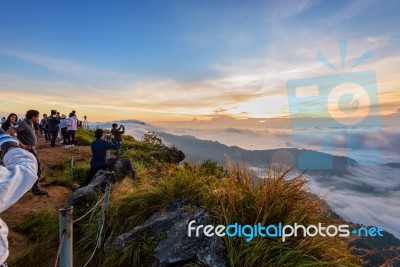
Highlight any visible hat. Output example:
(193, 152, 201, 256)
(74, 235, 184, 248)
(61, 114, 67, 119)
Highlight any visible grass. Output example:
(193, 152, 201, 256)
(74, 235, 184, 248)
(75, 128, 95, 146)
(48, 158, 90, 188)
(9, 209, 59, 267)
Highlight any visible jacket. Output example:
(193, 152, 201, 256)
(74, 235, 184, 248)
(111, 126, 125, 141)
(90, 139, 117, 169)
(47, 115, 60, 132)
(0, 148, 38, 264)
(67, 116, 78, 131)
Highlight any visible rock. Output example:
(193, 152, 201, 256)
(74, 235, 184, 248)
(66, 170, 115, 208)
(67, 158, 136, 208)
(112, 158, 136, 180)
(113, 199, 228, 267)
(159, 146, 185, 163)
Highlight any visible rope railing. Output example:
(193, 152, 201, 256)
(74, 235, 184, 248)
(57, 184, 111, 267)
(73, 194, 105, 223)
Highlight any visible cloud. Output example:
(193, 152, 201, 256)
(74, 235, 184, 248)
(0, 50, 124, 79)
(269, 0, 319, 19)
(290, 126, 400, 156)
(307, 164, 400, 238)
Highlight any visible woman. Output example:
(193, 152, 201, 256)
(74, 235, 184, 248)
(67, 112, 78, 146)
(59, 114, 69, 147)
(1, 113, 18, 132)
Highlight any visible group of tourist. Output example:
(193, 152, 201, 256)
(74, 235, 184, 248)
(0, 108, 127, 266)
(2, 110, 79, 148)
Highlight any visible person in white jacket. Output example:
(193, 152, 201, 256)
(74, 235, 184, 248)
(66, 112, 78, 147)
(0, 129, 38, 266)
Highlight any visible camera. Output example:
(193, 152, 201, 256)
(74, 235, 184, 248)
(105, 134, 111, 141)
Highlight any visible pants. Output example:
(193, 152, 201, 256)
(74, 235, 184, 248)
(44, 129, 51, 141)
(50, 130, 58, 147)
(68, 130, 76, 145)
(113, 140, 122, 151)
(81, 164, 108, 187)
(61, 128, 68, 145)
(27, 147, 42, 189)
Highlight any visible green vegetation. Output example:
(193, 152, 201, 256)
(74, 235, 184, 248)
(48, 158, 90, 188)
(76, 128, 95, 146)
(141, 131, 164, 147)
(10, 209, 59, 267)
(16, 128, 360, 266)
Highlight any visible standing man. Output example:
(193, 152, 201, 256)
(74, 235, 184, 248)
(40, 114, 51, 141)
(80, 129, 116, 187)
(7, 110, 48, 195)
(0, 129, 38, 266)
(111, 123, 125, 152)
(47, 110, 60, 148)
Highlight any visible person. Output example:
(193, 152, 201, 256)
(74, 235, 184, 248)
(1, 117, 5, 125)
(111, 123, 125, 152)
(80, 129, 117, 187)
(67, 112, 78, 146)
(40, 114, 51, 141)
(59, 114, 69, 148)
(47, 110, 60, 148)
(1, 113, 18, 132)
(33, 122, 40, 137)
(0, 129, 38, 266)
(7, 110, 48, 195)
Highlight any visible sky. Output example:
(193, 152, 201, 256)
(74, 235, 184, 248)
(0, 0, 399, 122)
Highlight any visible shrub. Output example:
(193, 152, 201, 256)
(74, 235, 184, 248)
(141, 131, 164, 147)
(76, 128, 95, 146)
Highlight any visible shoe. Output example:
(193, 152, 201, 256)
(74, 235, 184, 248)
(31, 186, 48, 195)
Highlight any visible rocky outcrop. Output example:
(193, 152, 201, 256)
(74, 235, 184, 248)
(159, 146, 185, 163)
(67, 158, 136, 208)
(113, 200, 228, 267)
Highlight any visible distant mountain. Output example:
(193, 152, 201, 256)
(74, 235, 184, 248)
(384, 162, 400, 169)
(158, 132, 356, 176)
(116, 119, 146, 125)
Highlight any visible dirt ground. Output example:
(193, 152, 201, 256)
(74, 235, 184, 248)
(1, 135, 92, 265)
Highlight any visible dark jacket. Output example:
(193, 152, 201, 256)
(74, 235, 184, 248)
(1, 121, 12, 132)
(111, 126, 125, 141)
(90, 139, 117, 169)
(47, 115, 60, 132)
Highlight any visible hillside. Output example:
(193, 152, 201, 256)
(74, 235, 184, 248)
(3, 129, 399, 267)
